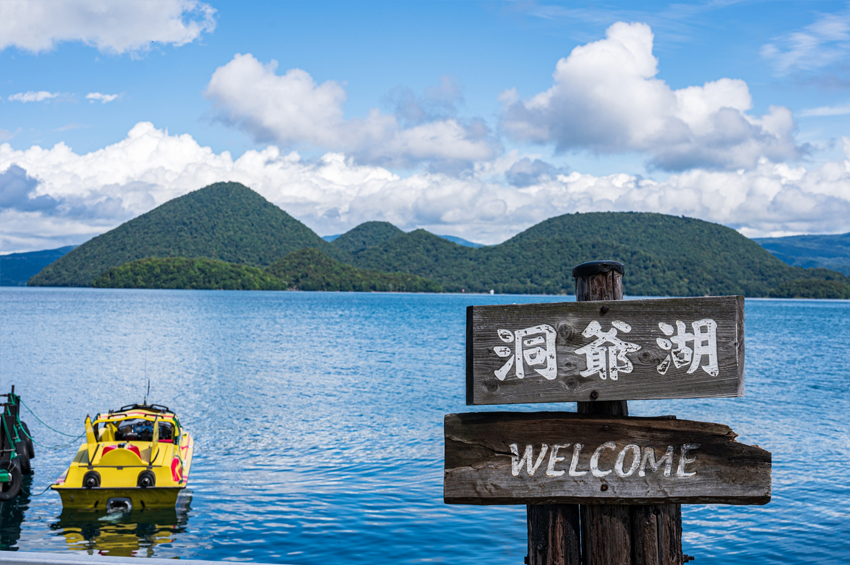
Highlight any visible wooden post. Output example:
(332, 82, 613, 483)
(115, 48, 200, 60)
(527, 505, 581, 565)
(574, 260, 682, 565)
(527, 261, 624, 565)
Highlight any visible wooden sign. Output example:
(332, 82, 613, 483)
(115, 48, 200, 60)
(444, 412, 770, 506)
(467, 296, 744, 405)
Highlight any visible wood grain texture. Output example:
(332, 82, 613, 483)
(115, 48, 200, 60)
(581, 505, 631, 565)
(575, 270, 623, 302)
(444, 412, 771, 506)
(630, 505, 683, 565)
(466, 296, 745, 405)
(575, 266, 634, 565)
(527, 505, 581, 565)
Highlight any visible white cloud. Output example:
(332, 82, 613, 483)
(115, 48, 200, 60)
(205, 54, 496, 168)
(1, 122, 849, 254)
(8, 91, 58, 103)
(761, 10, 850, 75)
(86, 92, 120, 104)
(799, 103, 850, 117)
(500, 22, 804, 171)
(0, 0, 216, 54)
(0, 129, 20, 141)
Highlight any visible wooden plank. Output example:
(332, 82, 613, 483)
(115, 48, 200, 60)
(466, 295, 745, 405)
(444, 412, 770, 506)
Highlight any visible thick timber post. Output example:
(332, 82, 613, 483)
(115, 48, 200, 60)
(526, 261, 626, 565)
(527, 504, 581, 565)
(573, 260, 682, 565)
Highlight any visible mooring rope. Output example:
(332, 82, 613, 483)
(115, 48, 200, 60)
(23, 483, 53, 497)
(19, 398, 80, 437)
(17, 398, 86, 449)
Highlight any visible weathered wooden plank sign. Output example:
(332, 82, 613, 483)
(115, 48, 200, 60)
(444, 412, 770, 506)
(466, 295, 744, 405)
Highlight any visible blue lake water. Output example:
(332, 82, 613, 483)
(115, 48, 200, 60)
(0, 288, 848, 563)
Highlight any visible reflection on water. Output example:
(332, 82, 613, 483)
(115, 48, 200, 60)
(49, 494, 191, 557)
(0, 475, 32, 550)
(0, 289, 848, 563)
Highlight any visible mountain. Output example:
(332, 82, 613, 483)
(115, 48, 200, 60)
(331, 221, 405, 254)
(267, 248, 442, 292)
(0, 246, 75, 286)
(91, 250, 442, 293)
(329, 223, 484, 251)
(337, 212, 850, 296)
(92, 257, 287, 290)
(754, 232, 850, 276)
(29, 182, 342, 287)
(25, 181, 850, 297)
(438, 235, 485, 248)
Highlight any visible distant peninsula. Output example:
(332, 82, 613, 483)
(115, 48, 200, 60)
(25, 181, 850, 298)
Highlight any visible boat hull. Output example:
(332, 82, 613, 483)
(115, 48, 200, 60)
(55, 486, 185, 509)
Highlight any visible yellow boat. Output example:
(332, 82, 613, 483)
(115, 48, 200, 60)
(51, 404, 193, 512)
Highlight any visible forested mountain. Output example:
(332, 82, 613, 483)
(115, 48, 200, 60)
(24, 181, 850, 297)
(0, 246, 75, 286)
(331, 221, 405, 254)
(437, 235, 484, 248)
(324, 227, 483, 249)
(267, 248, 441, 292)
(29, 182, 341, 287)
(333, 212, 850, 297)
(92, 250, 442, 293)
(93, 257, 287, 290)
(755, 232, 850, 275)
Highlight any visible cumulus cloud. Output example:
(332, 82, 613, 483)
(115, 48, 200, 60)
(204, 54, 496, 169)
(1, 122, 849, 254)
(500, 22, 804, 171)
(0, 165, 61, 212)
(0, 0, 216, 54)
(8, 91, 58, 103)
(504, 157, 565, 188)
(761, 10, 850, 76)
(86, 92, 120, 104)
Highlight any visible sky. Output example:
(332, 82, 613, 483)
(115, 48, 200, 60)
(3, 0, 850, 253)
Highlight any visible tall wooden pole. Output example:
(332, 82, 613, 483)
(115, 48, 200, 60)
(573, 260, 683, 565)
(527, 504, 581, 565)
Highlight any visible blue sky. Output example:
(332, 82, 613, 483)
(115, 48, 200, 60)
(2, 0, 850, 253)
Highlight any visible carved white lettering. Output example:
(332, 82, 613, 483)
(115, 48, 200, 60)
(509, 442, 699, 480)
(614, 444, 641, 478)
(590, 442, 616, 477)
(639, 445, 675, 477)
(510, 443, 549, 476)
(546, 444, 569, 477)
(569, 443, 587, 476)
(677, 444, 699, 478)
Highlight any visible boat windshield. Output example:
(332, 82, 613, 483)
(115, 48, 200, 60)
(113, 419, 173, 442)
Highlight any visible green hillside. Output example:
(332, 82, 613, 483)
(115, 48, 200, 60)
(0, 246, 75, 286)
(25, 180, 850, 297)
(93, 257, 287, 290)
(336, 212, 850, 296)
(267, 248, 442, 292)
(331, 221, 404, 254)
(755, 232, 850, 275)
(29, 182, 341, 287)
(91, 250, 442, 293)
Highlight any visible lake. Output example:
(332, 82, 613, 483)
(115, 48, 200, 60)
(0, 288, 847, 563)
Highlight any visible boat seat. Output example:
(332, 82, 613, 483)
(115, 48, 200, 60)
(102, 444, 141, 458)
(99, 444, 144, 466)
